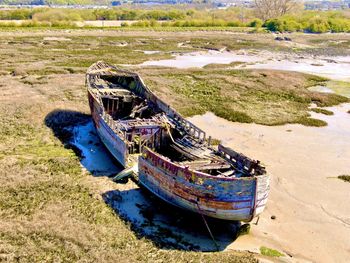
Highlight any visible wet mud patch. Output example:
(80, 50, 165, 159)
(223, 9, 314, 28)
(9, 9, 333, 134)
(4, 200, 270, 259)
(72, 121, 122, 176)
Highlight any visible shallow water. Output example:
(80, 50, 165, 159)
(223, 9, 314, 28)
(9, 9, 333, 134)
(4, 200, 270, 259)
(71, 121, 121, 176)
(140, 50, 350, 81)
(143, 50, 161, 55)
(243, 58, 350, 81)
(141, 50, 262, 68)
(308, 85, 334, 94)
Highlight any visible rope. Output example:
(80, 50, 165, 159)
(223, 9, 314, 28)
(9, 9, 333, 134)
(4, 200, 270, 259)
(196, 203, 220, 251)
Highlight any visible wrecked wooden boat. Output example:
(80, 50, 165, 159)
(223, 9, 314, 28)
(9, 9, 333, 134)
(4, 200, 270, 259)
(86, 61, 269, 222)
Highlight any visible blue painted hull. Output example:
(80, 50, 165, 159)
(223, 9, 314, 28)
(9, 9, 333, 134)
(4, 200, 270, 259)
(89, 92, 128, 167)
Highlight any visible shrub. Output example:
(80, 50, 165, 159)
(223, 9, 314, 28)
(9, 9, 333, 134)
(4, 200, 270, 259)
(33, 9, 83, 22)
(306, 16, 330, 33)
(0, 9, 33, 20)
(227, 20, 242, 27)
(265, 18, 302, 32)
(328, 18, 350, 32)
(249, 18, 263, 28)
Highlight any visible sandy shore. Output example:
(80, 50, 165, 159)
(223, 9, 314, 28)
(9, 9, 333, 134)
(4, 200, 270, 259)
(188, 103, 350, 262)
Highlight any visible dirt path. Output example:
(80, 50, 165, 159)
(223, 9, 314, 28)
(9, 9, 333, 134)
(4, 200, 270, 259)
(188, 104, 350, 263)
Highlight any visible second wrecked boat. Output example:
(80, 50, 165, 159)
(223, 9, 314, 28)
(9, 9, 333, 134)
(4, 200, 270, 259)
(86, 61, 269, 222)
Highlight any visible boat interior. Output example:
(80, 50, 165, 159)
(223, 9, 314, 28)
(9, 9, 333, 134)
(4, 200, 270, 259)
(88, 65, 265, 178)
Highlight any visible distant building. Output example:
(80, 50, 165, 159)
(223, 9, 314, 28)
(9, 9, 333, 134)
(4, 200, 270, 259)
(305, 1, 349, 10)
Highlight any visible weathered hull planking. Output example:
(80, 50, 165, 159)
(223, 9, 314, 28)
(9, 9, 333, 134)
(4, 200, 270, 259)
(138, 149, 269, 221)
(89, 92, 128, 166)
(86, 61, 270, 222)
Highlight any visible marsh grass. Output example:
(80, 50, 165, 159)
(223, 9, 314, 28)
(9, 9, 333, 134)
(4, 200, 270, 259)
(142, 68, 348, 126)
(1, 29, 349, 261)
(306, 75, 329, 87)
(1, 31, 348, 127)
(311, 108, 334, 115)
(296, 117, 328, 127)
(310, 93, 349, 107)
(338, 175, 350, 183)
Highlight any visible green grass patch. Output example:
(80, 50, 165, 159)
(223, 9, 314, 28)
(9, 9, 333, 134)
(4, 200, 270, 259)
(213, 107, 253, 123)
(142, 68, 345, 126)
(338, 175, 350, 183)
(297, 117, 327, 127)
(311, 108, 334, 115)
(310, 93, 349, 107)
(260, 246, 284, 257)
(306, 75, 329, 87)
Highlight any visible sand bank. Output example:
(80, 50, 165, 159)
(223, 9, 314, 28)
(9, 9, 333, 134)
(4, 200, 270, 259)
(188, 103, 350, 262)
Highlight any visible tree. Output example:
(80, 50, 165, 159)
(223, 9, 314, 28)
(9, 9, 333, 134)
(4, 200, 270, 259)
(254, 0, 301, 21)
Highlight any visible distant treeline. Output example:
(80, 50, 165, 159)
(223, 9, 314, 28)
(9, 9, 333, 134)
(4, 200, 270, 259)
(265, 11, 350, 33)
(0, 8, 194, 20)
(0, 7, 350, 33)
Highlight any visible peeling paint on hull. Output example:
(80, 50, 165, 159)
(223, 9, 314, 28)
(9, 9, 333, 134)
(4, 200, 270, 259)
(89, 93, 128, 167)
(138, 148, 269, 222)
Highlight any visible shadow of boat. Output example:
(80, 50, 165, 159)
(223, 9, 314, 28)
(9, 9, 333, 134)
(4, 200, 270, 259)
(103, 187, 244, 251)
(45, 109, 123, 176)
(45, 109, 245, 252)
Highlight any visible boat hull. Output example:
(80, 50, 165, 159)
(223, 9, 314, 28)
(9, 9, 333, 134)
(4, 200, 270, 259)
(138, 149, 269, 222)
(85, 61, 269, 222)
(88, 91, 128, 167)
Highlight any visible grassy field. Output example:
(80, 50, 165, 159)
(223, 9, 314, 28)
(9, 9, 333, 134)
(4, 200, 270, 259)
(141, 67, 347, 126)
(0, 29, 349, 262)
